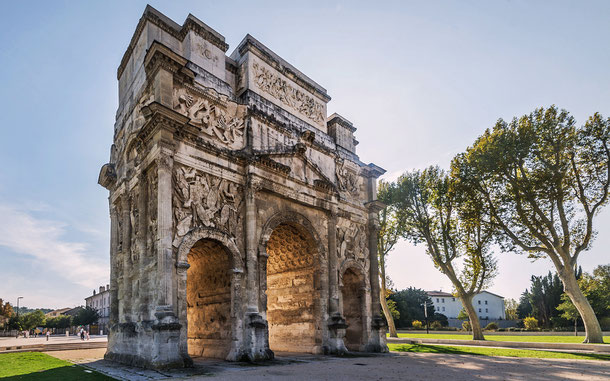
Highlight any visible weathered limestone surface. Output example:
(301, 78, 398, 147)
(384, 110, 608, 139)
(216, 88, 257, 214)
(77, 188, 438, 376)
(98, 5, 387, 369)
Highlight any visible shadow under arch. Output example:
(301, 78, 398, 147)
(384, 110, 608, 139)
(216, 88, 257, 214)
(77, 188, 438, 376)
(258, 210, 327, 353)
(339, 260, 369, 351)
(175, 227, 245, 361)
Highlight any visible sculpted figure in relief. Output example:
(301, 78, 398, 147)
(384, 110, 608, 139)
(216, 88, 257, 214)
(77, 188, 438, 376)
(172, 165, 243, 247)
(336, 159, 359, 196)
(252, 62, 325, 124)
(173, 87, 246, 149)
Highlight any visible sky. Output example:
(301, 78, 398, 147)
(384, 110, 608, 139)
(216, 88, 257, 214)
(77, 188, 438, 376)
(1, 0, 609, 309)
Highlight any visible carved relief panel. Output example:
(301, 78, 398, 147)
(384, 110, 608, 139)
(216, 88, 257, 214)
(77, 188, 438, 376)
(172, 164, 244, 248)
(336, 218, 369, 269)
(173, 87, 247, 150)
(250, 60, 326, 128)
(335, 159, 361, 198)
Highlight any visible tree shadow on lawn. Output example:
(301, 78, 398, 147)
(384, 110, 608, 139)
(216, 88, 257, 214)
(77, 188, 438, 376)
(392, 344, 610, 361)
(0, 365, 114, 380)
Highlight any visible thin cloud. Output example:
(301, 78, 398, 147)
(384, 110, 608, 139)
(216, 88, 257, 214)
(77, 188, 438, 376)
(0, 204, 108, 289)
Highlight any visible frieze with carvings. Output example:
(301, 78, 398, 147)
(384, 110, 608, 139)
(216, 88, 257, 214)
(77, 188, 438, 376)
(336, 159, 360, 196)
(173, 87, 246, 150)
(252, 62, 325, 124)
(172, 165, 243, 247)
(336, 219, 369, 268)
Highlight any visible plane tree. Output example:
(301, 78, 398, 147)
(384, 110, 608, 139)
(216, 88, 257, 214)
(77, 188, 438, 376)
(452, 106, 609, 343)
(394, 166, 497, 340)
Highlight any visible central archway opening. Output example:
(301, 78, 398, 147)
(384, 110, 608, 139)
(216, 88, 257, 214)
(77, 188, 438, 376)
(266, 222, 319, 353)
(341, 267, 365, 351)
(187, 239, 232, 359)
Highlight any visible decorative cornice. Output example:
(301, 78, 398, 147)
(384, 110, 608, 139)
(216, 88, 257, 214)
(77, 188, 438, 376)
(362, 163, 386, 179)
(236, 35, 331, 103)
(144, 41, 193, 80)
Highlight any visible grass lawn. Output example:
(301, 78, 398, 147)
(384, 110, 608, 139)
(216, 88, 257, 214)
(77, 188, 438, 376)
(388, 343, 610, 361)
(393, 333, 610, 344)
(0, 352, 114, 380)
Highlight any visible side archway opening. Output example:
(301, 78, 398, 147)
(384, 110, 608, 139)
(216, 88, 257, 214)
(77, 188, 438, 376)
(186, 239, 233, 359)
(341, 267, 366, 351)
(265, 222, 320, 353)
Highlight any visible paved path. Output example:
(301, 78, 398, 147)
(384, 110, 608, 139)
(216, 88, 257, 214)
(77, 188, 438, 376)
(0, 334, 107, 347)
(45, 349, 610, 380)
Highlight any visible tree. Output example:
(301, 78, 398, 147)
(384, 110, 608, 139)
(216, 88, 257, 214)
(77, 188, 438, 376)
(377, 180, 405, 337)
(504, 298, 519, 320)
(21, 310, 46, 330)
(389, 287, 434, 328)
(0, 299, 14, 318)
(73, 306, 99, 327)
(517, 290, 533, 319)
(526, 272, 566, 328)
(394, 167, 497, 340)
(453, 106, 610, 343)
(557, 293, 581, 336)
(457, 308, 469, 321)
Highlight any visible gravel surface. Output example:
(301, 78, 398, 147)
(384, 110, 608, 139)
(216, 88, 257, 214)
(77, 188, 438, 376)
(44, 348, 610, 380)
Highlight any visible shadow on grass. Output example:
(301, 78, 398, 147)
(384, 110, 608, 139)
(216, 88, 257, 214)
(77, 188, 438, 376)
(0, 365, 114, 380)
(393, 344, 484, 356)
(391, 344, 610, 361)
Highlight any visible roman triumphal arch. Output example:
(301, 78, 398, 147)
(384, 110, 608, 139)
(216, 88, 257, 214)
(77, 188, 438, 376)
(98, 6, 387, 368)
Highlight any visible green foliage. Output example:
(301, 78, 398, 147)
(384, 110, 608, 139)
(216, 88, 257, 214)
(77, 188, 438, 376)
(484, 322, 499, 331)
(433, 313, 449, 327)
(0, 299, 14, 318)
(462, 321, 471, 331)
(523, 317, 539, 331)
(72, 306, 99, 327)
(45, 315, 72, 329)
(430, 320, 442, 330)
(412, 320, 423, 329)
(386, 299, 400, 321)
(523, 272, 567, 328)
(452, 106, 610, 340)
(457, 308, 469, 321)
(388, 287, 434, 328)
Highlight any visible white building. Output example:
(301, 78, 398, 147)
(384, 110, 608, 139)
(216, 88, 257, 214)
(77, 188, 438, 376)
(427, 290, 505, 320)
(85, 285, 111, 334)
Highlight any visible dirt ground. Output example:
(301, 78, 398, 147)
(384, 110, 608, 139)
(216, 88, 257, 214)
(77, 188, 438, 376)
(45, 349, 610, 381)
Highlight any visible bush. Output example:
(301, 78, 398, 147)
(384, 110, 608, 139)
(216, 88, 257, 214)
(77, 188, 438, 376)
(484, 322, 499, 331)
(432, 313, 448, 327)
(497, 328, 506, 332)
(462, 321, 471, 331)
(412, 320, 423, 329)
(523, 317, 539, 331)
(430, 321, 442, 330)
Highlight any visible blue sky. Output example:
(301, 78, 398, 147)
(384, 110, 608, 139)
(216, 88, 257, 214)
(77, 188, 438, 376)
(1, 1, 609, 308)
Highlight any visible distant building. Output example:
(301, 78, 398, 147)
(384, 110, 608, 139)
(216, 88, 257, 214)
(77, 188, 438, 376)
(427, 290, 506, 320)
(45, 308, 72, 317)
(85, 285, 111, 334)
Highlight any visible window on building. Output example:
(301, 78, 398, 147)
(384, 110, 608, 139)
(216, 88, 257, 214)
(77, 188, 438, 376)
(452, 298, 455, 301)
(486, 308, 488, 313)
(479, 308, 481, 312)
(436, 306, 440, 311)
(442, 307, 445, 311)
(478, 300, 481, 305)
(485, 300, 488, 305)
(442, 298, 445, 303)
(436, 298, 439, 303)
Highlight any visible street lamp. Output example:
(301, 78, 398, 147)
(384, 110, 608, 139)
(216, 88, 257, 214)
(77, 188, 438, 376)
(16, 297, 23, 317)
(424, 301, 429, 334)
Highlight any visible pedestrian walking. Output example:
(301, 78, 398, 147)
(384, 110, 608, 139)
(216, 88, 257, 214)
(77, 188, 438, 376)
(46, 330, 50, 341)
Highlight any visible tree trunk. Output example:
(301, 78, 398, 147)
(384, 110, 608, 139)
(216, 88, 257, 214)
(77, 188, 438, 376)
(380, 289, 398, 337)
(559, 268, 604, 343)
(379, 258, 397, 337)
(461, 294, 485, 341)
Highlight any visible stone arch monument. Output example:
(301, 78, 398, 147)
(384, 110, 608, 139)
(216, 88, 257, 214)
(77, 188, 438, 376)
(98, 5, 387, 368)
